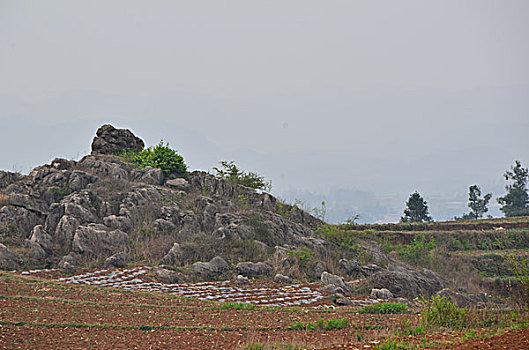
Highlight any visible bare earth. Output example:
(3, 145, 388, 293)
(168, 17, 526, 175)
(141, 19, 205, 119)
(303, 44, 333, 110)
(1, 269, 527, 349)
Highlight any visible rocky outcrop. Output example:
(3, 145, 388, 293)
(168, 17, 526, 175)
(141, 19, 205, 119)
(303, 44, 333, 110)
(367, 265, 447, 299)
(71, 224, 129, 258)
(91, 124, 144, 155)
(436, 288, 489, 308)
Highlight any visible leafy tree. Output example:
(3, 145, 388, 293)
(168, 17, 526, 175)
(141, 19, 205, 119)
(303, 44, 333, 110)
(463, 184, 492, 219)
(132, 140, 187, 178)
(497, 160, 529, 217)
(213, 161, 272, 191)
(401, 191, 433, 223)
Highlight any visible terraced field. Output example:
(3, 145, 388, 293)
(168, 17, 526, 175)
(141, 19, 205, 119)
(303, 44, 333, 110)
(1, 270, 528, 349)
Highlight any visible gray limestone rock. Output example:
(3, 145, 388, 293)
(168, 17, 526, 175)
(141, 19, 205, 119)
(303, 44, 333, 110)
(192, 256, 229, 277)
(0, 243, 18, 269)
(274, 274, 292, 284)
(151, 267, 181, 284)
(103, 215, 132, 232)
(91, 124, 145, 155)
(333, 294, 353, 306)
(29, 225, 53, 251)
(135, 166, 164, 185)
(321, 272, 352, 294)
(25, 240, 47, 262)
(370, 288, 394, 300)
(160, 243, 186, 266)
(339, 259, 361, 276)
(166, 178, 191, 192)
(72, 224, 129, 257)
(104, 252, 129, 268)
(235, 274, 250, 285)
(236, 262, 272, 277)
(54, 215, 80, 247)
(367, 265, 447, 299)
(313, 262, 327, 278)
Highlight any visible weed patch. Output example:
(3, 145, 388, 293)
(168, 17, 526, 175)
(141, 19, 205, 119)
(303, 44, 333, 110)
(358, 302, 408, 314)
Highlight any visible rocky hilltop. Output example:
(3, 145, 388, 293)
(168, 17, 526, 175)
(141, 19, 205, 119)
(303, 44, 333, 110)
(0, 125, 448, 299)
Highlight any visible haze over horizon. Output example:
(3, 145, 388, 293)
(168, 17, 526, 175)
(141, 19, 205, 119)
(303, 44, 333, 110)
(1, 1, 528, 223)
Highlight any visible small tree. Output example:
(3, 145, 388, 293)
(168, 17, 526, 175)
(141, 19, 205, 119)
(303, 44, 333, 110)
(463, 184, 492, 219)
(213, 161, 272, 191)
(497, 160, 529, 217)
(401, 191, 433, 223)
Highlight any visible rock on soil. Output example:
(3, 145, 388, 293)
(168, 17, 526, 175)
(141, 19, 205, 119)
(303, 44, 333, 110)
(236, 262, 273, 277)
(192, 256, 229, 277)
(104, 252, 130, 268)
(321, 272, 352, 294)
(370, 288, 393, 299)
(274, 274, 292, 284)
(151, 267, 181, 284)
(367, 265, 446, 299)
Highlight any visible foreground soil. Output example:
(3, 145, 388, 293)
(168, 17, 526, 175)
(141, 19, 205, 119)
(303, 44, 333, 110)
(0, 270, 527, 349)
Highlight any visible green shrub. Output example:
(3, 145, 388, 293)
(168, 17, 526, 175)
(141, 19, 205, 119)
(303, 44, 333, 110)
(286, 247, 313, 267)
(422, 295, 467, 329)
(288, 320, 315, 330)
(508, 255, 529, 310)
(130, 141, 187, 178)
(319, 317, 348, 330)
(359, 302, 408, 314)
(213, 161, 271, 191)
(399, 234, 435, 266)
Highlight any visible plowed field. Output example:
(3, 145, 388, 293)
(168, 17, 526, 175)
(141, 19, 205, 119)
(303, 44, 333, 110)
(1, 270, 527, 349)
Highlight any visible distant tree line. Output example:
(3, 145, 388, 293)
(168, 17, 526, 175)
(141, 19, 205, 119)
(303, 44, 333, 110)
(401, 160, 529, 223)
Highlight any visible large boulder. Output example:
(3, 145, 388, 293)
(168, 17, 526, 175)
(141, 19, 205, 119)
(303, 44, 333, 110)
(339, 259, 360, 276)
(370, 288, 393, 299)
(236, 262, 273, 277)
(436, 288, 489, 308)
(151, 267, 181, 284)
(71, 224, 129, 257)
(25, 240, 47, 262)
(191, 256, 229, 277)
(321, 272, 352, 294)
(0, 243, 18, 269)
(91, 124, 145, 155)
(274, 274, 292, 284)
(367, 265, 447, 299)
(104, 252, 129, 268)
(160, 243, 187, 266)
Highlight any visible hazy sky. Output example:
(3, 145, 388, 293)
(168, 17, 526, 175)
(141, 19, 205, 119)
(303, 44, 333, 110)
(1, 1, 528, 222)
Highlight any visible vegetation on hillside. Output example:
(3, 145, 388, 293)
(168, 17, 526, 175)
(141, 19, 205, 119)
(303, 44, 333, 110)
(125, 140, 187, 177)
(213, 161, 272, 191)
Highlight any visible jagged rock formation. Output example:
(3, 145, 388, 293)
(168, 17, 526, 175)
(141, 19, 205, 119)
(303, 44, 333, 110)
(91, 124, 145, 155)
(0, 124, 449, 299)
